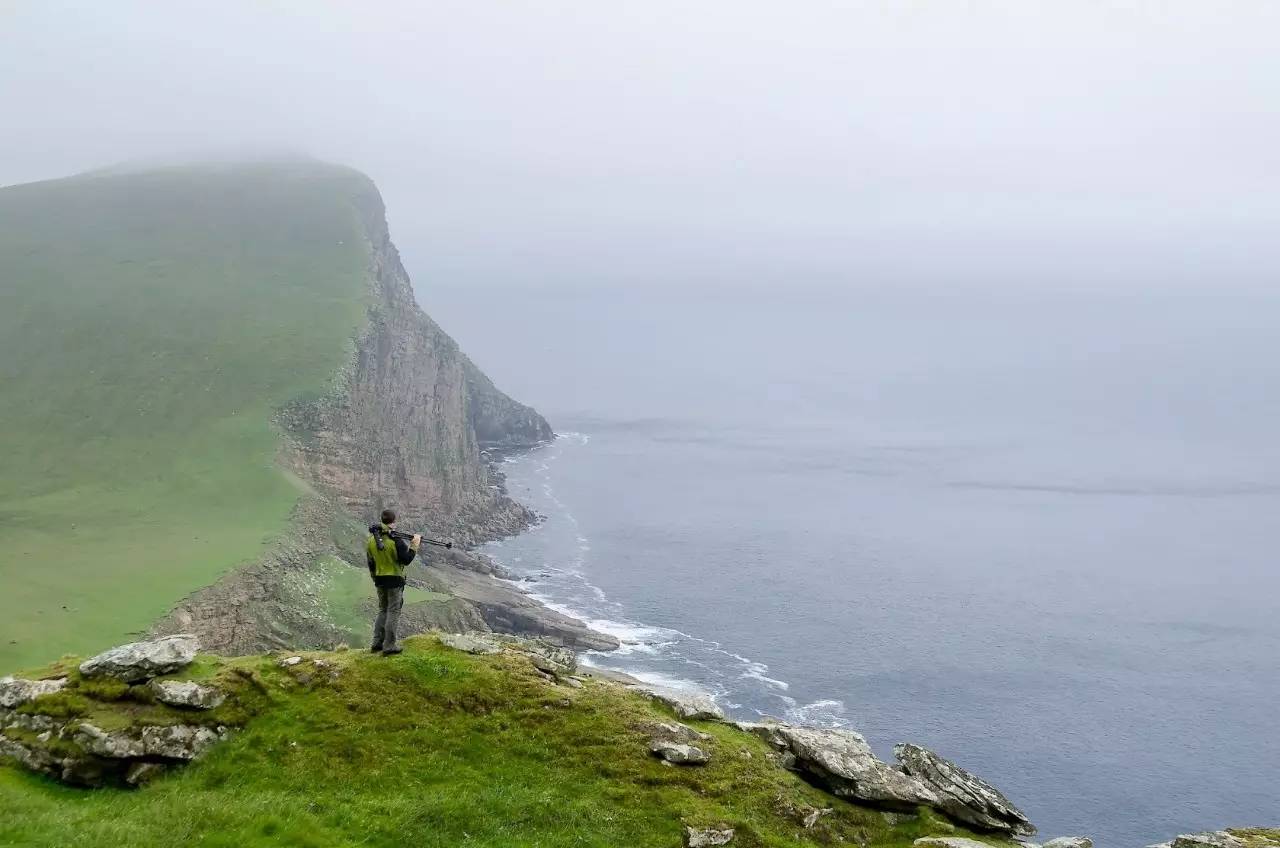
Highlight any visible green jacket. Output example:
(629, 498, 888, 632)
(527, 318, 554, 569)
(366, 524, 417, 585)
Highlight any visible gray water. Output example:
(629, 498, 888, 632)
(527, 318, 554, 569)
(423, 284, 1280, 846)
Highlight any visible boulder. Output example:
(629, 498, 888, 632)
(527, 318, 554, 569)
(685, 826, 734, 847)
(79, 635, 199, 682)
(149, 680, 225, 710)
(650, 741, 711, 765)
(643, 687, 724, 721)
(437, 633, 503, 655)
(0, 676, 67, 708)
(776, 726, 937, 810)
(76, 722, 224, 760)
(1172, 835, 1245, 848)
(895, 742, 1035, 836)
(1043, 839, 1093, 848)
(915, 839, 995, 848)
(644, 721, 710, 744)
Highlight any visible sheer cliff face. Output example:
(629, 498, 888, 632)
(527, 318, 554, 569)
(280, 183, 552, 544)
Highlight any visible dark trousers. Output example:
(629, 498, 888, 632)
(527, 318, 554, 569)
(372, 584, 405, 651)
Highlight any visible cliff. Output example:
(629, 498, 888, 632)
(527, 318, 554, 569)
(276, 177, 551, 544)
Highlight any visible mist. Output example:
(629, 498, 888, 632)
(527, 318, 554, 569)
(3, 1, 1277, 292)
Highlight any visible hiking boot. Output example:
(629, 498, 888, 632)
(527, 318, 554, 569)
(369, 645, 383, 654)
(381, 647, 403, 656)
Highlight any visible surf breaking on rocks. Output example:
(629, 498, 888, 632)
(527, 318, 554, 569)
(482, 432, 849, 727)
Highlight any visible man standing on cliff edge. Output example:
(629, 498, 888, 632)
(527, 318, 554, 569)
(367, 509, 420, 656)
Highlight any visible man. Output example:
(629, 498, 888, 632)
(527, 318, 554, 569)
(366, 508, 421, 656)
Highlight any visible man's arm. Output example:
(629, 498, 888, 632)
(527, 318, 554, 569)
(393, 535, 419, 566)
(367, 550, 376, 575)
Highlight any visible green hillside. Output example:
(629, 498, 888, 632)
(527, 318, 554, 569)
(0, 162, 373, 670)
(0, 636, 993, 848)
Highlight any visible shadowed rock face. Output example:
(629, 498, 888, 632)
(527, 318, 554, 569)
(895, 742, 1035, 836)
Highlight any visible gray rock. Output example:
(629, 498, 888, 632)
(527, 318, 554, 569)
(76, 722, 224, 760)
(731, 719, 788, 749)
(125, 761, 169, 786)
(650, 741, 711, 765)
(79, 635, 199, 682)
(915, 839, 994, 848)
(644, 687, 724, 721)
(278, 656, 303, 667)
(1172, 834, 1245, 848)
(0, 676, 67, 708)
(1043, 839, 1093, 848)
(685, 826, 734, 847)
(1, 711, 59, 733)
(896, 742, 1035, 836)
(647, 721, 710, 743)
(437, 632, 503, 655)
(776, 726, 938, 810)
(150, 680, 225, 710)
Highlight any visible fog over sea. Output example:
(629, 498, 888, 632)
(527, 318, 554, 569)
(423, 283, 1280, 847)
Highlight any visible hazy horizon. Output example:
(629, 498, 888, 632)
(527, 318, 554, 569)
(3, 2, 1278, 293)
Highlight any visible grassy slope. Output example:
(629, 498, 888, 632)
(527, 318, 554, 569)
(0, 637, 996, 848)
(0, 162, 372, 670)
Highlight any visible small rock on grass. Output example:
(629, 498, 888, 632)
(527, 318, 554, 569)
(279, 656, 303, 667)
(915, 838, 995, 848)
(685, 826, 734, 847)
(650, 741, 710, 765)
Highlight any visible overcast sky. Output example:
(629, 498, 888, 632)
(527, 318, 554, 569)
(3, 1, 1277, 291)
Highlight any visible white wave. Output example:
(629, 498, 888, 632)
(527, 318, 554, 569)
(740, 662, 790, 691)
(784, 698, 849, 728)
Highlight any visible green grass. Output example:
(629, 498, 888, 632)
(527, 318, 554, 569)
(0, 638, 1005, 848)
(0, 161, 375, 670)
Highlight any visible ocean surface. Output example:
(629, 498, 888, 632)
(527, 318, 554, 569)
(422, 284, 1279, 846)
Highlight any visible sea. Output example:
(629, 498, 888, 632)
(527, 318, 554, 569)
(421, 283, 1279, 847)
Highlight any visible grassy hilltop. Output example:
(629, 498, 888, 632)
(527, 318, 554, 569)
(0, 637, 996, 848)
(0, 162, 373, 670)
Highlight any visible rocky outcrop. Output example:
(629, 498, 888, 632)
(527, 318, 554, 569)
(895, 742, 1035, 836)
(1, 636, 237, 788)
(75, 723, 225, 761)
(79, 635, 199, 682)
(0, 676, 66, 708)
(773, 726, 938, 811)
(641, 687, 725, 721)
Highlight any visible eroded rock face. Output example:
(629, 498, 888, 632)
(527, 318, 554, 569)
(75, 723, 226, 761)
(684, 826, 734, 847)
(0, 676, 67, 708)
(644, 688, 725, 721)
(775, 726, 938, 810)
(150, 680, 226, 710)
(79, 635, 199, 682)
(650, 741, 711, 765)
(895, 742, 1035, 836)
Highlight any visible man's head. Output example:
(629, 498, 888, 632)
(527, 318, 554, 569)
(380, 508, 396, 527)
